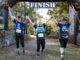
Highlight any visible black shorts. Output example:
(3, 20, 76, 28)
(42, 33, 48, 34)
(59, 38, 68, 48)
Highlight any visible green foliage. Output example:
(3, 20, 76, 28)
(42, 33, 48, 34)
(13, 2, 36, 22)
(28, 23, 34, 35)
(0, 20, 2, 24)
(45, 25, 53, 35)
(8, 20, 14, 30)
(48, 1, 69, 20)
(46, 20, 59, 32)
(0, 20, 4, 29)
(46, 20, 59, 38)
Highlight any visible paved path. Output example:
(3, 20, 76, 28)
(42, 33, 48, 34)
(0, 35, 80, 60)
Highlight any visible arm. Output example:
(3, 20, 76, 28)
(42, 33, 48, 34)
(34, 24, 37, 29)
(54, 19, 60, 26)
(26, 16, 35, 26)
(13, 19, 16, 24)
(27, 16, 33, 23)
(8, 7, 16, 23)
(43, 23, 46, 28)
(69, 19, 72, 25)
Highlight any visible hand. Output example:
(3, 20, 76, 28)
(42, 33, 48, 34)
(54, 19, 58, 24)
(10, 16, 16, 21)
(69, 19, 72, 24)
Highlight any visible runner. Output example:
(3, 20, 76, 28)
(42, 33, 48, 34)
(12, 16, 25, 54)
(9, 7, 33, 55)
(55, 17, 71, 60)
(34, 20, 46, 56)
(22, 15, 27, 34)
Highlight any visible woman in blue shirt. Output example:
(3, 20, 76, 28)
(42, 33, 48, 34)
(55, 18, 71, 60)
(34, 21, 46, 56)
(12, 16, 25, 55)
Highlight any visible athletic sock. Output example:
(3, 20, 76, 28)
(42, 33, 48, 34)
(22, 47, 25, 54)
(60, 48, 65, 59)
(16, 48, 20, 54)
(61, 53, 64, 59)
(37, 52, 40, 56)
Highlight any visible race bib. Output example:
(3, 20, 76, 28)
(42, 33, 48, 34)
(38, 33, 44, 37)
(16, 29, 21, 33)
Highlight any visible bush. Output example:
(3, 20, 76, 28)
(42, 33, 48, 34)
(45, 25, 53, 35)
(45, 20, 59, 38)
(48, 31, 59, 39)
(28, 23, 35, 35)
(0, 20, 2, 24)
(8, 20, 14, 30)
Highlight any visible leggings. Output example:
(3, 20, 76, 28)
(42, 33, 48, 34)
(15, 35, 24, 48)
(59, 38, 68, 48)
(37, 38, 45, 52)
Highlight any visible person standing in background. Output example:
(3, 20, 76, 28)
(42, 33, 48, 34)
(22, 15, 32, 34)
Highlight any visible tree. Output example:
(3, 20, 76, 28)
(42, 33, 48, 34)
(13, 2, 37, 22)
(48, 1, 69, 20)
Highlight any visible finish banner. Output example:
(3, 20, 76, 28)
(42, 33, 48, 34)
(29, 2, 55, 8)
